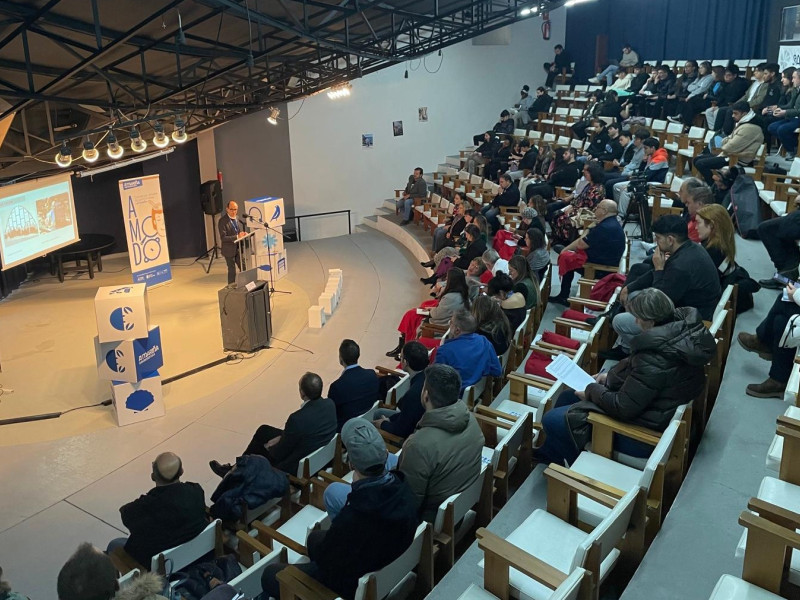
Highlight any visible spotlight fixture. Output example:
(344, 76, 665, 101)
(520, 7, 532, 15)
(171, 118, 187, 143)
(130, 127, 147, 153)
(152, 122, 170, 148)
(55, 142, 72, 168)
(107, 131, 124, 159)
(327, 83, 352, 99)
(404, 69, 408, 79)
(81, 139, 99, 163)
(175, 11, 186, 45)
(266, 107, 280, 125)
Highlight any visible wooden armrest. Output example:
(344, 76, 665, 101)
(317, 470, 348, 485)
(475, 405, 520, 422)
(587, 413, 661, 446)
(375, 365, 404, 376)
(748, 497, 800, 530)
(475, 528, 568, 591)
(535, 341, 578, 355)
(552, 317, 592, 331)
(109, 546, 145, 576)
(277, 565, 339, 600)
(236, 531, 282, 567)
(544, 466, 619, 510)
(739, 510, 800, 550)
(761, 173, 800, 184)
(507, 371, 555, 390)
(287, 473, 307, 488)
(547, 463, 626, 500)
(475, 412, 514, 430)
(567, 297, 608, 311)
(378, 428, 404, 448)
(778, 415, 800, 431)
(253, 521, 309, 557)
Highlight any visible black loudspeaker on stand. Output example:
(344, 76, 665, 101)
(196, 180, 223, 273)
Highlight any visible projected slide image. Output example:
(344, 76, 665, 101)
(0, 175, 79, 270)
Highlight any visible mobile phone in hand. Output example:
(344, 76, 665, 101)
(774, 272, 798, 287)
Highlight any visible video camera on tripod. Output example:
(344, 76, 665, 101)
(624, 172, 653, 242)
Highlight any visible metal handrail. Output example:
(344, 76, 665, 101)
(286, 209, 351, 241)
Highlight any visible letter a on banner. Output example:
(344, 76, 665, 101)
(118, 175, 172, 287)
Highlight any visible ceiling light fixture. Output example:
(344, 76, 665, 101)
(76, 148, 175, 178)
(130, 127, 147, 153)
(266, 107, 280, 125)
(152, 122, 170, 148)
(175, 11, 186, 45)
(520, 7, 532, 15)
(171, 118, 187, 143)
(327, 83, 352, 99)
(107, 131, 124, 159)
(81, 139, 99, 163)
(55, 142, 72, 168)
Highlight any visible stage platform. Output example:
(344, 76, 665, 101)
(0, 228, 430, 599)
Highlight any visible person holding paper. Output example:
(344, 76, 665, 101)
(218, 200, 248, 285)
(533, 289, 715, 466)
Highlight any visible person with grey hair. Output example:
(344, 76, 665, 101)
(481, 247, 509, 278)
(533, 288, 716, 466)
(680, 177, 714, 242)
(434, 309, 502, 391)
(398, 364, 485, 521)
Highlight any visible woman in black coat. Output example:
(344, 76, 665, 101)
(453, 223, 487, 269)
(533, 288, 716, 466)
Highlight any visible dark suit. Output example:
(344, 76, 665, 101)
(243, 397, 337, 476)
(328, 365, 380, 431)
(379, 371, 425, 439)
(219, 216, 245, 284)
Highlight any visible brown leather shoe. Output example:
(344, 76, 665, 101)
(746, 378, 786, 399)
(737, 332, 773, 361)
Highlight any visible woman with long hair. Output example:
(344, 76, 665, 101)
(453, 223, 488, 270)
(763, 67, 798, 150)
(524, 227, 550, 282)
(669, 60, 714, 126)
(508, 254, 540, 310)
(471, 294, 512, 355)
(487, 272, 527, 332)
(695, 203, 736, 275)
(388, 267, 470, 358)
(549, 162, 606, 247)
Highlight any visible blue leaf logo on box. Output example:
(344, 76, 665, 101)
(105, 349, 126, 373)
(126, 389, 154, 411)
(109, 287, 133, 295)
(110, 306, 135, 331)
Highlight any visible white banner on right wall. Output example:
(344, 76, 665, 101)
(778, 45, 800, 71)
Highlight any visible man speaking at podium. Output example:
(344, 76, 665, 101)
(219, 200, 247, 285)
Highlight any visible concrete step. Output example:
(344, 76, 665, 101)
(381, 200, 396, 211)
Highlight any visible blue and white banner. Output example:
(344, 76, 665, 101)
(118, 175, 172, 287)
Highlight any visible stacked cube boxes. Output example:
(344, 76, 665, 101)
(94, 284, 165, 426)
(245, 196, 289, 282)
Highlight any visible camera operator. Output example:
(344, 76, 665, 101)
(615, 137, 669, 218)
(605, 128, 649, 198)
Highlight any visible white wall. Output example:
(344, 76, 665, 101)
(287, 12, 566, 240)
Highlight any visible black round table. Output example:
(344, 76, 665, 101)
(50, 233, 116, 282)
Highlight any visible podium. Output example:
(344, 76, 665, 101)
(218, 283, 272, 352)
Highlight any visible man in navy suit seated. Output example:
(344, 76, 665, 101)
(328, 339, 380, 431)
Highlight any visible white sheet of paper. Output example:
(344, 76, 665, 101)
(504, 239, 517, 247)
(546, 353, 595, 391)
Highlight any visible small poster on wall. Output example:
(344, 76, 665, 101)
(362, 133, 374, 148)
(393, 120, 404, 136)
(419, 107, 428, 122)
(778, 44, 800, 71)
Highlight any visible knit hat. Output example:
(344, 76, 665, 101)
(522, 207, 538, 220)
(341, 418, 388, 473)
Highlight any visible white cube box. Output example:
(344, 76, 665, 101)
(95, 326, 163, 383)
(325, 283, 340, 304)
(308, 305, 325, 328)
(319, 292, 335, 316)
(255, 251, 289, 282)
(327, 276, 342, 295)
(95, 284, 151, 343)
(244, 196, 286, 228)
(110, 371, 165, 426)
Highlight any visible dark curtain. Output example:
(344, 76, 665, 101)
(565, 0, 770, 82)
(0, 265, 27, 299)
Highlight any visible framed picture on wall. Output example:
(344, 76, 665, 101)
(418, 107, 428, 122)
(781, 5, 800, 42)
(393, 121, 404, 136)
(362, 133, 373, 148)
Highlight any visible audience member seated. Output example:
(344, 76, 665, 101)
(767, 74, 800, 158)
(610, 216, 721, 358)
(525, 147, 582, 201)
(548, 162, 606, 247)
(467, 131, 499, 175)
(509, 254, 540, 310)
(694, 100, 764, 184)
(713, 63, 771, 135)
(739, 282, 800, 398)
(589, 43, 639, 86)
(696, 203, 738, 282)
(394, 268, 470, 357)
(486, 272, 527, 332)
(453, 223, 488, 270)
(471, 295, 512, 355)
(210, 372, 337, 477)
(465, 257, 489, 299)
(106, 452, 207, 567)
(328, 339, 379, 431)
(58, 543, 120, 600)
(570, 93, 604, 140)
(534, 289, 715, 466)
(523, 227, 551, 282)
(397, 364, 485, 522)
(527, 86, 554, 124)
(481, 248, 509, 283)
(679, 177, 713, 243)
(265, 418, 419, 600)
(373, 341, 429, 439)
(757, 202, 800, 289)
(396, 167, 427, 226)
(544, 44, 572, 88)
(513, 84, 535, 128)
(604, 128, 648, 198)
(0, 568, 27, 600)
(579, 118, 611, 157)
(668, 61, 714, 125)
(550, 200, 625, 305)
(481, 174, 520, 233)
(762, 67, 799, 150)
(434, 310, 502, 390)
(590, 121, 624, 163)
(512, 207, 545, 246)
(662, 60, 698, 118)
(506, 139, 539, 180)
(486, 135, 514, 182)
(431, 192, 467, 253)
(704, 65, 749, 130)
(638, 65, 676, 118)
(423, 205, 476, 271)
(615, 137, 670, 217)
(609, 69, 634, 96)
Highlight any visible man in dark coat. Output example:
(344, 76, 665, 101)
(481, 174, 520, 234)
(261, 419, 419, 600)
(218, 200, 247, 285)
(210, 372, 337, 477)
(328, 339, 379, 431)
(373, 341, 429, 440)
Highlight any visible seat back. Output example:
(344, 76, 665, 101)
(665, 122, 683, 136)
(687, 126, 705, 140)
(387, 373, 411, 406)
(358, 400, 380, 421)
(651, 119, 667, 133)
(557, 136, 571, 147)
(354, 522, 429, 600)
(461, 376, 488, 408)
(552, 567, 589, 600)
(458, 170, 470, 181)
(569, 108, 584, 118)
(638, 420, 680, 491)
(571, 486, 640, 572)
(152, 520, 221, 573)
(488, 413, 529, 471)
(788, 157, 800, 178)
(714, 284, 734, 320)
(555, 107, 569, 116)
(431, 192, 442, 204)
(228, 548, 284, 598)
(470, 174, 483, 185)
(118, 569, 140, 590)
(433, 465, 489, 534)
(669, 175, 683, 194)
(296, 434, 338, 479)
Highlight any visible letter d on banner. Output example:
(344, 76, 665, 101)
(118, 175, 172, 287)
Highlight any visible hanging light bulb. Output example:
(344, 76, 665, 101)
(130, 127, 147, 153)
(55, 142, 72, 168)
(107, 131, 123, 159)
(81, 139, 99, 163)
(326, 83, 352, 99)
(266, 107, 280, 125)
(171, 118, 187, 143)
(152, 122, 169, 148)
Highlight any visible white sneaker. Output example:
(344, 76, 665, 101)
(667, 116, 682, 123)
(588, 77, 600, 84)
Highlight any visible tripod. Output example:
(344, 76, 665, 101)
(245, 215, 292, 296)
(195, 213, 223, 274)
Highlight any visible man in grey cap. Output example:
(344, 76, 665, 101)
(262, 419, 418, 600)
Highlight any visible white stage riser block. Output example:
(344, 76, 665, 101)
(324, 289, 339, 311)
(94, 284, 151, 343)
(308, 306, 326, 328)
(319, 293, 335, 316)
(95, 326, 163, 383)
(325, 284, 340, 304)
(110, 372, 165, 426)
(244, 196, 286, 228)
(327, 277, 342, 294)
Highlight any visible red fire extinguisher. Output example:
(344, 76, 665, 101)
(542, 11, 551, 40)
